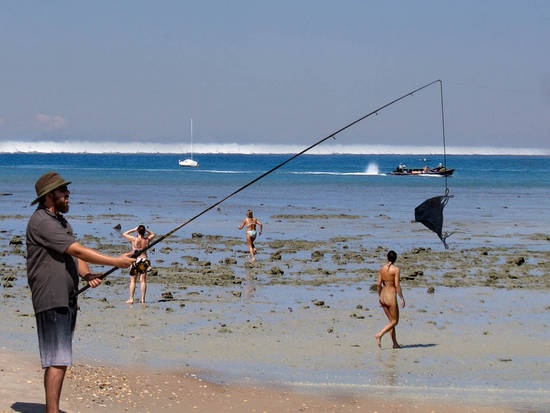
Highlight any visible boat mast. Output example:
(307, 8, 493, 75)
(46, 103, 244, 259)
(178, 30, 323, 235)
(190, 118, 193, 160)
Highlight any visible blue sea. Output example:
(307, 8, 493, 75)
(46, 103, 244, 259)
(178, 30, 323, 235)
(1, 153, 549, 251)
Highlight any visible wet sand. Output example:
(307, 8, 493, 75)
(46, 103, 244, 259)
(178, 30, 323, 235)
(0, 350, 515, 413)
(1, 212, 549, 412)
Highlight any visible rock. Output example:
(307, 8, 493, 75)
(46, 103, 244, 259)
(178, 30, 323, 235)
(270, 267, 284, 276)
(160, 292, 174, 301)
(311, 250, 324, 261)
(218, 327, 232, 333)
(270, 251, 282, 261)
(403, 270, 424, 281)
(113, 224, 122, 230)
(224, 257, 237, 265)
(514, 257, 525, 266)
(369, 284, 378, 292)
(327, 327, 334, 333)
(427, 287, 435, 294)
(356, 304, 363, 310)
(313, 300, 325, 306)
(191, 233, 203, 238)
(9, 236, 23, 246)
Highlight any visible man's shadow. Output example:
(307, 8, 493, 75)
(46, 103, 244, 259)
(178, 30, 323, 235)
(399, 343, 437, 349)
(11, 402, 68, 413)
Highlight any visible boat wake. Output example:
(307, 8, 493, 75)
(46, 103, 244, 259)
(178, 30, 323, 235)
(291, 171, 386, 176)
(291, 162, 386, 176)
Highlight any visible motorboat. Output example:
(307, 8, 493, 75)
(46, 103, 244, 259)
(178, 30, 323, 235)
(390, 163, 454, 176)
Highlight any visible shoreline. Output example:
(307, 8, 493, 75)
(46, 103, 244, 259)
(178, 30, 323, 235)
(0, 349, 517, 413)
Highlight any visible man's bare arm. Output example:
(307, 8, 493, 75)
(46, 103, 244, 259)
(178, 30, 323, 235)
(77, 258, 102, 288)
(66, 242, 134, 268)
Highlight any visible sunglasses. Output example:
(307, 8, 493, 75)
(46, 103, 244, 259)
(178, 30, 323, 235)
(55, 185, 70, 193)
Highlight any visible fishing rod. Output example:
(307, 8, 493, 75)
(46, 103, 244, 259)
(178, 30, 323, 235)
(75, 79, 443, 296)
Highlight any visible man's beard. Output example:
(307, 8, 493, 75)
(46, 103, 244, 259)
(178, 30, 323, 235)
(54, 195, 69, 213)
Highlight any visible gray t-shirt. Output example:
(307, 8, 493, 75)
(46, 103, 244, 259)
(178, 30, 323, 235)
(26, 206, 79, 313)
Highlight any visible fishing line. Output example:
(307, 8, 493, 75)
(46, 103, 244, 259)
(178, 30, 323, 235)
(75, 79, 444, 296)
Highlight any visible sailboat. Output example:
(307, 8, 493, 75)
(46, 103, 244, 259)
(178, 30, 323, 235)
(178, 118, 199, 167)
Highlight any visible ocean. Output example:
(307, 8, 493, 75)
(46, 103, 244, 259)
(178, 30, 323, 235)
(1, 153, 549, 251)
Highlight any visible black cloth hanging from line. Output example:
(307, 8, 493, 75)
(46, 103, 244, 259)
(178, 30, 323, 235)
(415, 194, 452, 249)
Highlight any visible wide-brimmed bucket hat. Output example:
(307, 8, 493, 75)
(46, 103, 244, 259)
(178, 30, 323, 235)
(31, 171, 71, 205)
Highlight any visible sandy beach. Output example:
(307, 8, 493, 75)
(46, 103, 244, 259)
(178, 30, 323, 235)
(0, 350, 517, 413)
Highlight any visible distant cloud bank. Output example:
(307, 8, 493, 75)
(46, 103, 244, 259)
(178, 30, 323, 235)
(0, 140, 548, 155)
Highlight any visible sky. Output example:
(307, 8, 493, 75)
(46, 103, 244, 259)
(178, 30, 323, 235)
(1, 1, 549, 153)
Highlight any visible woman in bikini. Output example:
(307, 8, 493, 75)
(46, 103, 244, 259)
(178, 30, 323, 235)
(375, 250, 405, 348)
(122, 224, 155, 304)
(238, 210, 263, 262)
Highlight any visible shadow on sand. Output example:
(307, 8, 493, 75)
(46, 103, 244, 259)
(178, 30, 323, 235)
(399, 343, 437, 349)
(11, 402, 68, 413)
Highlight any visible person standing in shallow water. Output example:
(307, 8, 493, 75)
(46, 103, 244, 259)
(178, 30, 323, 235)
(375, 250, 405, 348)
(122, 225, 155, 304)
(238, 210, 263, 262)
(26, 171, 135, 413)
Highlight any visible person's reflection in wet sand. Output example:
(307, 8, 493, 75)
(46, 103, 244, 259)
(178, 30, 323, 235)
(376, 347, 398, 387)
(242, 271, 257, 300)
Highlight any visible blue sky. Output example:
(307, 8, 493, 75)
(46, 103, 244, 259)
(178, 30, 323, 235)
(1, 1, 549, 151)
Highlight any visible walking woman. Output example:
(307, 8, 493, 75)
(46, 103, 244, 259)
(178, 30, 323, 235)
(375, 250, 405, 348)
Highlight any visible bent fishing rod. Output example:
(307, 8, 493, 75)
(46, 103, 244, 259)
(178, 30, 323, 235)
(75, 79, 443, 296)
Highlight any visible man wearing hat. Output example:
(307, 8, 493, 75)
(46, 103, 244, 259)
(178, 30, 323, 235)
(26, 171, 135, 413)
